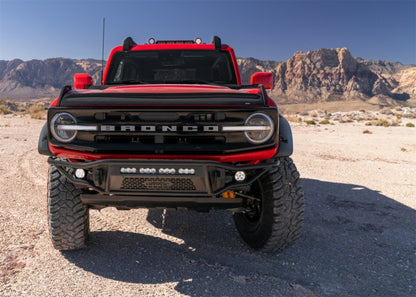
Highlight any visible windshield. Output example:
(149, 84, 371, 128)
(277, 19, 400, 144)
(105, 50, 237, 85)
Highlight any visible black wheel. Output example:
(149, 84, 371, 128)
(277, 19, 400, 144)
(47, 165, 89, 250)
(233, 157, 304, 252)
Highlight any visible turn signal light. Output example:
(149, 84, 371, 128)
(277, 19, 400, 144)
(222, 191, 236, 199)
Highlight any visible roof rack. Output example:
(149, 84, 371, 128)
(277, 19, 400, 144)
(212, 36, 221, 50)
(122, 37, 137, 51)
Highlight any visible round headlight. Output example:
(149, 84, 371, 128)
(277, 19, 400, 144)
(244, 113, 274, 144)
(50, 113, 77, 143)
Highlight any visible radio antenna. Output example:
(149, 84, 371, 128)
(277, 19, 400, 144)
(101, 17, 106, 85)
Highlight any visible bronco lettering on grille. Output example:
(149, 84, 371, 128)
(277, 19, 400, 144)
(100, 125, 219, 132)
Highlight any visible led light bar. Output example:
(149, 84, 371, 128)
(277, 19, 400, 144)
(222, 126, 271, 132)
(57, 125, 98, 131)
(159, 168, 176, 174)
(138, 168, 156, 174)
(121, 167, 137, 174)
(178, 168, 195, 175)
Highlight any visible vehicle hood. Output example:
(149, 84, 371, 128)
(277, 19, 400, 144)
(56, 84, 267, 107)
(77, 84, 262, 95)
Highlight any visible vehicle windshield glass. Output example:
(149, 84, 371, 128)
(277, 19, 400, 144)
(105, 50, 237, 85)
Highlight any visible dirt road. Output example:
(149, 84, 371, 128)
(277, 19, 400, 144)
(0, 115, 415, 297)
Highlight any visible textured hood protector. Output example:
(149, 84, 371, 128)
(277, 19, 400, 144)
(58, 84, 265, 107)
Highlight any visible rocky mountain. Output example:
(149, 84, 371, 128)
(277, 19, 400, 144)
(238, 48, 415, 105)
(0, 58, 102, 99)
(1, 49, 415, 106)
(237, 57, 281, 85)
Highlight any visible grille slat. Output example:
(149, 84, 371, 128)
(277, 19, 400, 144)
(122, 177, 196, 192)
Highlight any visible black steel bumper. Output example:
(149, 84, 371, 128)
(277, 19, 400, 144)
(48, 158, 275, 210)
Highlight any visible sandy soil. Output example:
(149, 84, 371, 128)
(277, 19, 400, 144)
(0, 114, 415, 297)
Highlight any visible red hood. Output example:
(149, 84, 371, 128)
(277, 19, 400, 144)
(50, 84, 275, 107)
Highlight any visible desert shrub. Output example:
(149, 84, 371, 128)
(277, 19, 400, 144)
(377, 119, 390, 127)
(363, 129, 372, 134)
(29, 103, 46, 119)
(406, 122, 415, 128)
(0, 103, 12, 115)
(365, 122, 372, 126)
(286, 116, 299, 122)
(305, 120, 316, 125)
(319, 119, 330, 125)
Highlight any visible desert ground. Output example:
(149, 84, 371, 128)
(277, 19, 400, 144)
(0, 108, 415, 297)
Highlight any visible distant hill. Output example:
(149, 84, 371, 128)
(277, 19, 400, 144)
(0, 58, 102, 99)
(1, 49, 415, 106)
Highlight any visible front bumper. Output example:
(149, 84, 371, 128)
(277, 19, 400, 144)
(48, 158, 275, 209)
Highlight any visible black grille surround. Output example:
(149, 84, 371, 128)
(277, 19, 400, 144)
(47, 107, 279, 155)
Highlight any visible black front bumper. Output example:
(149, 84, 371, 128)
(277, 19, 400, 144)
(48, 158, 275, 210)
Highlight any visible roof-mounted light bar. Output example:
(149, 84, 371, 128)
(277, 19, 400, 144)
(123, 36, 222, 48)
(154, 39, 195, 44)
(142, 36, 221, 47)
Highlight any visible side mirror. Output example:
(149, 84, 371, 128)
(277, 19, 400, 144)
(74, 73, 93, 89)
(250, 72, 273, 90)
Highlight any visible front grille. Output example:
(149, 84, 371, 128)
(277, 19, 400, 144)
(48, 108, 278, 155)
(121, 177, 196, 192)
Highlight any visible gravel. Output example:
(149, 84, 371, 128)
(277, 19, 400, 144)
(0, 114, 415, 297)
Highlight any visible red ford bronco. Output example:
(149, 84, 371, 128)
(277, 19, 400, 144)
(38, 36, 304, 252)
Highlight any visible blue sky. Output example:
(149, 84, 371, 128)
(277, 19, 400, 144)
(0, 0, 415, 64)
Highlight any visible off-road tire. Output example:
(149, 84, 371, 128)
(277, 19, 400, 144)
(233, 157, 304, 252)
(47, 165, 89, 250)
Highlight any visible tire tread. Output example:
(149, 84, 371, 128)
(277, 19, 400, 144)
(47, 165, 89, 250)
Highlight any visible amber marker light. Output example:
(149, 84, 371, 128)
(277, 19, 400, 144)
(222, 191, 236, 199)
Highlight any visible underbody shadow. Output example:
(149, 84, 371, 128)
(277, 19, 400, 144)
(63, 178, 416, 297)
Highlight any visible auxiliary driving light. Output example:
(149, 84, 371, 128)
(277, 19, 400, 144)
(195, 37, 202, 44)
(75, 169, 86, 179)
(121, 167, 138, 174)
(234, 171, 246, 182)
(138, 168, 156, 174)
(159, 168, 176, 174)
(178, 168, 196, 175)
